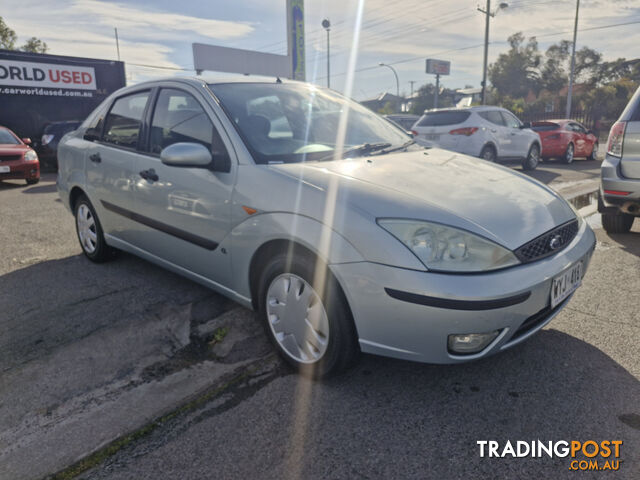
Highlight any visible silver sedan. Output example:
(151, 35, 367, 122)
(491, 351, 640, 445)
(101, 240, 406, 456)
(57, 77, 596, 377)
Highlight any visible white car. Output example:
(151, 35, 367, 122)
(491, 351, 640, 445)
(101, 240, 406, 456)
(412, 106, 542, 170)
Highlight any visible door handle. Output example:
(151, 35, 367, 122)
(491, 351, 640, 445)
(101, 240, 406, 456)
(490, 129, 497, 133)
(139, 168, 159, 182)
(89, 153, 101, 163)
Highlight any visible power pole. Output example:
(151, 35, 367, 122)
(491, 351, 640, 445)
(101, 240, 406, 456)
(434, 74, 440, 109)
(566, 0, 580, 118)
(409, 80, 416, 97)
(322, 19, 331, 88)
(114, 28, 120, 61)
(481, 0, 490, 105)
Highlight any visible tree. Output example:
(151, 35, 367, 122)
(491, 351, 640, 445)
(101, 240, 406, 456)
(21, 37, 48, 54)
(0, 16, 17, 50)
(0, 16, 48, 53)
(488, 33, 541, 98)
(409, 83, 453, 114)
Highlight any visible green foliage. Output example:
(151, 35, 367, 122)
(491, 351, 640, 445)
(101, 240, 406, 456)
(409, 83, 454, 114)
(488, 33, 541, 98)
(378, 101, 395, 115)
(0, 16, 48, 53)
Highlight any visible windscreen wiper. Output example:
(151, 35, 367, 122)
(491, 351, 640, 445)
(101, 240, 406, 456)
(370, 139, 416, 156)
(319, 142, 392, 161)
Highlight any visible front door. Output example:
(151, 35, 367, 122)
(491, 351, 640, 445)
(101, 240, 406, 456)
(131, 87, 236, 286)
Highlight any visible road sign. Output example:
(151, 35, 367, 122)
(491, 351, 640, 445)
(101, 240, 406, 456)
(426, 59, 450, 76)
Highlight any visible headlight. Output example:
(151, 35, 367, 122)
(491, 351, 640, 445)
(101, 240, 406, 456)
(24, 150, 38, 162)
(378, 219, 520, 272)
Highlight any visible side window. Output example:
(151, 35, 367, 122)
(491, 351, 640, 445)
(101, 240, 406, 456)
(501, 112, 521, 128)
(571, 123, 586, 134)
(150, 89, 229, 162)
(479, 111, 506, 126)
(103, 91, 150, 149)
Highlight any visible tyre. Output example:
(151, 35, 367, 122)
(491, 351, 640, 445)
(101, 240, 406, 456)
(25, 178, 40, 185)
(74, 194, 115, 262)
(588, 142, 599, 161)
(522, 144, 540, 170)
(602, 212, 634, 234)
(562, 143, 574, 164)
(257, 251, 359, 378)
(480, 145, 497, 162)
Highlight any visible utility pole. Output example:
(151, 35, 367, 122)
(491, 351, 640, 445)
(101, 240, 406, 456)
(114, 28, 121, 61)
(379, 62, 400, 111)
(481, 0, 490, 105)
(322, 19, 331, 88)
(409, 80, 416, 98)
(478, 2, 508, 105)
(434, 75, 440, 109)
(566, 0, 580, 118)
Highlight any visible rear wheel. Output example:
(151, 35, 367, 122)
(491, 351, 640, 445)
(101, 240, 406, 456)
(562, 143, 575, 164)
(74, 194, 115, 262)
(480, 145, 497, 162)
(602, 212, 634, 234)
(588, 142, 598, 161)
(522, 144, 540, 170)
(258, 251, 359, 378)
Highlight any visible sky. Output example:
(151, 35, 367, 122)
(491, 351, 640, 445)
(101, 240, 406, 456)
(2, 0, 640, 100)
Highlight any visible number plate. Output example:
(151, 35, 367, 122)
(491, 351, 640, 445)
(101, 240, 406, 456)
(422, 134, 440, 141)
(0, 166, 9, 173)
(550, 261, 583, 308)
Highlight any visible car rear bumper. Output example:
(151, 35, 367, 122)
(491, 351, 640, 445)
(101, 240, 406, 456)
(0, 160, 40, 180)
(600, 154, 640, 214)
(330, 220, 596, 364)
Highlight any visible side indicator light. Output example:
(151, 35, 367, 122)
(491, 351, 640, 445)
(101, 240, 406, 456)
(242, 205, 258, 215)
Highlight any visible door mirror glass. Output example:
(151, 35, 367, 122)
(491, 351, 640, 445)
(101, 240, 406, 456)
(160, 142, 212, 167)
(520, 122, 531, 129)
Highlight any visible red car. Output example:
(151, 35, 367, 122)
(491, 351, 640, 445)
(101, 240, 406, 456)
(0, 126, 40, 185)
(531, 120, 598, 164)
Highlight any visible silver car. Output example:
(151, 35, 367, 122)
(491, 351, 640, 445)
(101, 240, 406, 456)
(57, 77, 596, 377)
(599, 86, 640, 233)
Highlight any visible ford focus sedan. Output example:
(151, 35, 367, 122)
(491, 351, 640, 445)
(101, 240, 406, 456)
(57, 77, 596, 377)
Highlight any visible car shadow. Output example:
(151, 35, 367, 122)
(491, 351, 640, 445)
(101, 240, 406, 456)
(606, 230, 640, 259)
(22, 183, 58, 194)
(278, 330, 640, 479)
(0, 180, 26, 190)
(520, 167, 561, 185)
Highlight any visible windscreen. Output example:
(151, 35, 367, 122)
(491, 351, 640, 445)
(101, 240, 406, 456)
(209, 83, 411, 164)
(417, 111, 471, 127)
(0, 129, 20, 145)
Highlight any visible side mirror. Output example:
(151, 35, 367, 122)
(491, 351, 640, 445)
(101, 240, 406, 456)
(22, 138, 32, 145)
(520, 122, 531, 129)
(83, 128, 101, 142)
(160, 142, 213, 168)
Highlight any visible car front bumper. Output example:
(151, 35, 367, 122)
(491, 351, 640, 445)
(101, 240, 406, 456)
(0, 159, 40, 181)
(330, 220, 596, 364)
(600, 154, 640, 214)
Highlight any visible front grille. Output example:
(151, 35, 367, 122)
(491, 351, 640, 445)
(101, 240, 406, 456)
(514, 220, 579, 263)
(0, 155, 21, 162)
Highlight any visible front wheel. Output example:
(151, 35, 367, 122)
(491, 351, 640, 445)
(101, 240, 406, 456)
(522, 144, 540, 170)
(74, 195, 115, 262)
(258, 252, 359, 378)
(26, 178, 40, 185)
(479, 145, 497, 162)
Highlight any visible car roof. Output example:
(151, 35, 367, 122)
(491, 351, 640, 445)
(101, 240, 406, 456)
(422, 105, 507, 114)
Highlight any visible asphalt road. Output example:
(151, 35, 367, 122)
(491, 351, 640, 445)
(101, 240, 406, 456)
(1, 161, 638, 479)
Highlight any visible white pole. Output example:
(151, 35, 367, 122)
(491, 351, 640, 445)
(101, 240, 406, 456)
(566, 0, 580, 118)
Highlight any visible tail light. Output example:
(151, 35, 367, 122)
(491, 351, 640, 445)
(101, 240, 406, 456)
(411, 130, 418, 137)
(41, 134, 54, 146)
(449, 127, 478, 136)
(607, 121, 626, 157)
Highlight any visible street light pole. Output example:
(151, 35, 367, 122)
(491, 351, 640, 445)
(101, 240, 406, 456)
(322, 19, 331, 88)
(566, 0, 580, 118)
(379, 62, 400, 110)
(478, 2, 508, 105)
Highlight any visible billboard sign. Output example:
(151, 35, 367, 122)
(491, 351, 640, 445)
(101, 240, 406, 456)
(193, 43, 291, 78)
(426, 59, 450, 76)
(287, 0, 305, 81)
(0, 59, 97, 90)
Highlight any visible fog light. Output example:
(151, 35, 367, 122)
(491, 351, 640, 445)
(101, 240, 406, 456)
(448, 330, 500, 354)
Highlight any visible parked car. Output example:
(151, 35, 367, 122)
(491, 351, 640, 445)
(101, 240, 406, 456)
(0, 126, 40, 185)
(599, 86, 640, 233)
(57, 77, 595, 377)
(36, 120, 82, 171)
(531, 120, 598, 163)
(412, 106, 542, 170)
(384, 114, 419, 134)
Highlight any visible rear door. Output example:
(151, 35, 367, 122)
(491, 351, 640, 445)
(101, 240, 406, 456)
(478, 110, 510, 157)
(131, 85, 236, 286)
(569, 122, 588, 156)
(84, 90, 151, 245)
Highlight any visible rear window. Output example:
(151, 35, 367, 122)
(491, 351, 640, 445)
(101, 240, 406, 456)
(417, 111, 470, 127)
(531, 122, 560, 132)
